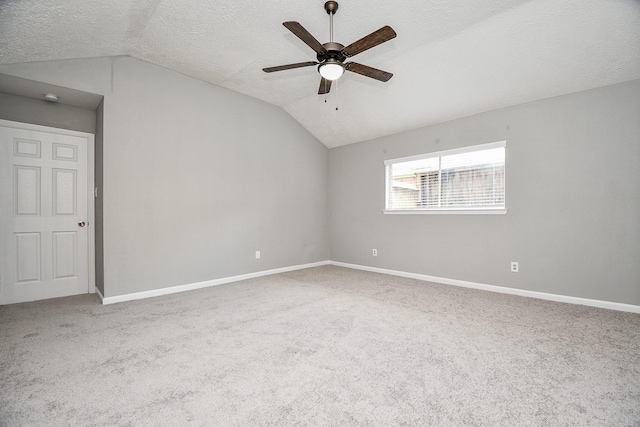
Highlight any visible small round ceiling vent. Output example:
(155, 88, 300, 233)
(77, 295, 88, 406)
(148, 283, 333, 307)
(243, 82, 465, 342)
(43, 93, 59, 103)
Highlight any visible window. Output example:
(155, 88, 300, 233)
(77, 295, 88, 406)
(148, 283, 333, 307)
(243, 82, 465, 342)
(384, 141, 506, 214)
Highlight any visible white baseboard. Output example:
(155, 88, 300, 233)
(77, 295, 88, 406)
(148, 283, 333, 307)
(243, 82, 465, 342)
(95, 287, 104, 303)
(100, 261, 330, 305)
(98, 259, 639, 314)
(329, 261, 640, 314)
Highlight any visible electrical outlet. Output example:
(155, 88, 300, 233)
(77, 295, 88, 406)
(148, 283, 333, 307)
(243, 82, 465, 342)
(511, 261, 519, 272)
(372, 248, 378, 256)
(255, 251, 261, 259)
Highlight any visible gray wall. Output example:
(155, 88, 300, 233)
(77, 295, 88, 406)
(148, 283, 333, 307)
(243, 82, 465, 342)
(3, 56, 638, 306)
(0, 91, 96, 134)
(329, 80, 640, 305)
(0, 56, 329, 298)
(94, 98, 105, 295)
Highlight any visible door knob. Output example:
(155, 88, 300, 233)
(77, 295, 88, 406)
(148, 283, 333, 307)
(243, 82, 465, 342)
(78, 221, 86, 227)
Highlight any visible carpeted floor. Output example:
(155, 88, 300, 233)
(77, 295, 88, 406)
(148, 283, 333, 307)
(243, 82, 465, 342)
(1, 266, 639, 426)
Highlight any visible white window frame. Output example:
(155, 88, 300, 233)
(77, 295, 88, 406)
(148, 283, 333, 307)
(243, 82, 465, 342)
(383, 141, 507, 215)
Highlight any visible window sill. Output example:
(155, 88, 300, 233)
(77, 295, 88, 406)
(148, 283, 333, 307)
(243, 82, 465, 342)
(383, 209, 508, 215)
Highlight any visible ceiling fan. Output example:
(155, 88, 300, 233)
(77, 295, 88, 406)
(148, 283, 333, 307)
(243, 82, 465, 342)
(262, 1, 397, 95)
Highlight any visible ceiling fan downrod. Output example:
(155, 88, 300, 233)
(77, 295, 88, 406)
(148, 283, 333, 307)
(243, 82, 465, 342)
(325, 1, 338, 42)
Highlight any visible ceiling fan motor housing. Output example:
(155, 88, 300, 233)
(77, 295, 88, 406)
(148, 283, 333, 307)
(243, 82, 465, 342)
(317, 42, 346, 63)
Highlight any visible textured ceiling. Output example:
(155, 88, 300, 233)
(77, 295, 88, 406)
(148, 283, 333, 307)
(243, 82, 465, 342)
(1, 0, 639, 147)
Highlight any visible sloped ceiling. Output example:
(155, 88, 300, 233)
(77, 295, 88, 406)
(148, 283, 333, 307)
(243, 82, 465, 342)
(1, 0, 639, 147)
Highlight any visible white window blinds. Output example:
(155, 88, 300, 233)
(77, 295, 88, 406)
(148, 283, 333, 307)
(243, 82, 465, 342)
(385, 141, 506, 212)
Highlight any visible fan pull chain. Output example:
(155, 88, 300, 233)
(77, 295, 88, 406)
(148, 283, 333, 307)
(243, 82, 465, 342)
(324, 81, 328, 103)
(335, 78, 339, 111)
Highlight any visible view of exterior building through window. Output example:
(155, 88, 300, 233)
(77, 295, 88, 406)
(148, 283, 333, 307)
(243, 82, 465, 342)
(385, 142, 506, 212)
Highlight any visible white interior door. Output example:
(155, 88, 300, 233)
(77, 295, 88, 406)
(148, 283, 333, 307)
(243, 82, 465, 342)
(0, 121, 94, 304)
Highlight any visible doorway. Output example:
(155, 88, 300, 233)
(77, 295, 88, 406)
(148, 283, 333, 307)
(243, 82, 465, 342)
(0, 120, 95, 304)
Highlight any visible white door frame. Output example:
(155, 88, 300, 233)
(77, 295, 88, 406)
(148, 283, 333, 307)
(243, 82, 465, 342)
(0, 119, 96, 296)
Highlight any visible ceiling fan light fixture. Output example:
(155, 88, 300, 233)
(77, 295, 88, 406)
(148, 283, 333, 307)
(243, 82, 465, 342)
(318, 60, 344, 81)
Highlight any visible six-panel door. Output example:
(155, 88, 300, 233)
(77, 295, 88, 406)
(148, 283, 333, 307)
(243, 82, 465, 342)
(0, 125, 89, 304)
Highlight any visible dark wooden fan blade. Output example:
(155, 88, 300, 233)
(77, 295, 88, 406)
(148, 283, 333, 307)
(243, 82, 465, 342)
(343, 25, 397, 57)
(318, 77, 332, 95)
(346, 62, 393, 82)
(262, 61, 318, 73)
(283, 21, 328, 55)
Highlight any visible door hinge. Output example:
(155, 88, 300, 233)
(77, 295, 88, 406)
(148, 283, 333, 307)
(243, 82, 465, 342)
(94, 187, 98, 198)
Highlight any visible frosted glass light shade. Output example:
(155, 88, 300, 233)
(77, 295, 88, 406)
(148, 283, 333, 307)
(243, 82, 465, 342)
(319, 62, 344, 81)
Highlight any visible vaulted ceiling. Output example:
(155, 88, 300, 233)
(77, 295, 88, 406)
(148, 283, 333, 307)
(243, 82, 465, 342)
(1, 0, 639, 147)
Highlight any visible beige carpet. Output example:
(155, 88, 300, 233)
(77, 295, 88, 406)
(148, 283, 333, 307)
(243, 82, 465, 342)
(1, 266, 639, 426)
